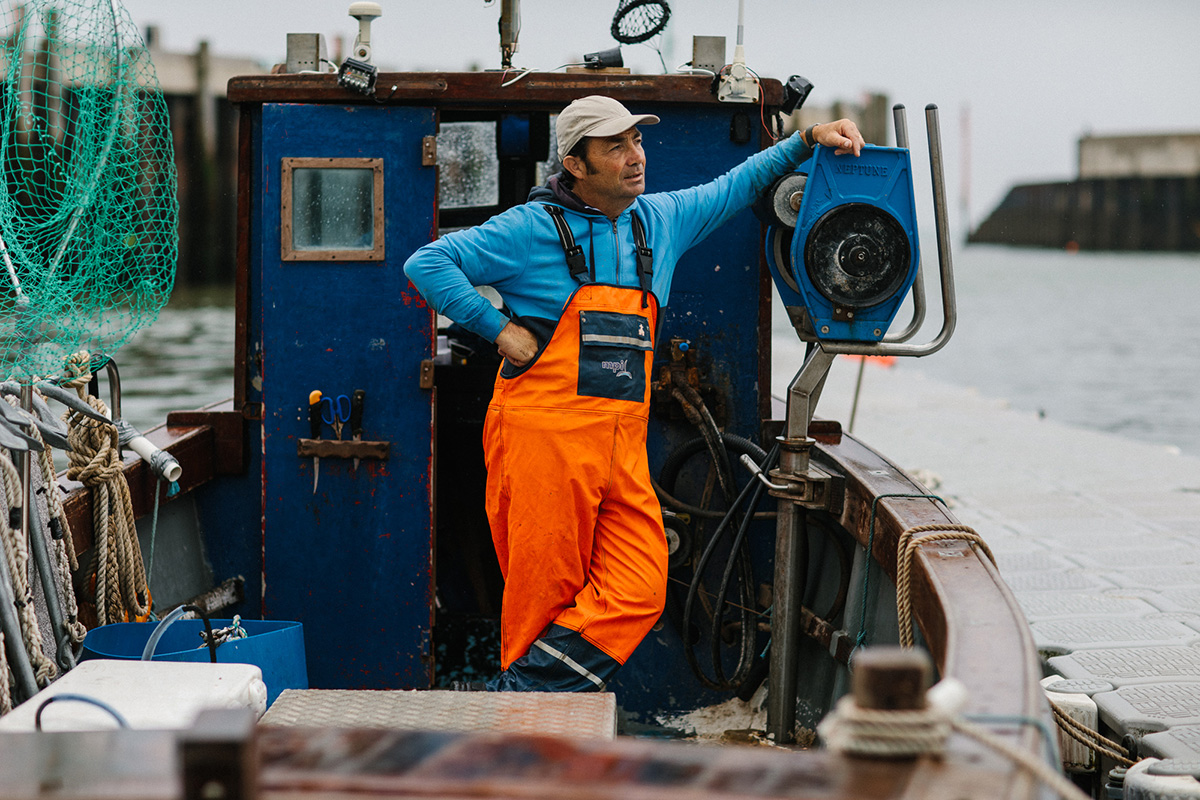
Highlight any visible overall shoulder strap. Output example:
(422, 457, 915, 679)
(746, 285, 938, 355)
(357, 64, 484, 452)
(631, 212, 654, 309)
(543, 204, 590, 284)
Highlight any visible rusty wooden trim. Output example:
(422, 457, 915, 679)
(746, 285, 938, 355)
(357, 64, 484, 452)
(61, 422, 217, 558)
(813, 432, 1048, 788)
(229, 72, 784, 108)
(279, 157, 386, 262)
(296, 439, 389, 460)
(167, 405, 246, 475)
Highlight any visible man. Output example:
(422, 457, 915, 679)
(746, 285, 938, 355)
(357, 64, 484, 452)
(404, 95, 863, 691)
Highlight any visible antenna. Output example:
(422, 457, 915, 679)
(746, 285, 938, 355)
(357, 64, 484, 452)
(499, 0, 520, 69)
(717, 0, 759, 103)
(348, 2, 382, 63)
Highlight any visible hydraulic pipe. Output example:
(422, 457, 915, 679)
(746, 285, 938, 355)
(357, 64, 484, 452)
(882, 103, 927, 345)
(102, 358, 181, 481)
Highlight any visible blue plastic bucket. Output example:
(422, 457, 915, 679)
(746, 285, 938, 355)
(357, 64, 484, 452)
(80, 619, 307, 706)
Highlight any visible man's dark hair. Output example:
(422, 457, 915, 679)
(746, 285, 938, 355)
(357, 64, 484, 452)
(558, 138, 592, 190)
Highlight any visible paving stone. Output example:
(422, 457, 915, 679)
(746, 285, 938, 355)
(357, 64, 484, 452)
(1140, 726, 1200, 760)
(1095, 683, 1200, 738)
(1015, 590, 1158, 622)
(1049, 644, 1200, 687)
(1029, 617, 1199, 656)
(1044, 678, 1115, 696)
(1105, 565, 1200, 590)
(993, 551, 1079, 573)
(1002, 570, 1116, 593)
(1068, 548, 1200, 570)
(1147, 588, 1200, 614)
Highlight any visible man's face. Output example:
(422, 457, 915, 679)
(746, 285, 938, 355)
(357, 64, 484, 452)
(568, 127, 646, 214)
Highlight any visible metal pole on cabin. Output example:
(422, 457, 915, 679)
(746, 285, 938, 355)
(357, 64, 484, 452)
(767, 500, 808, 743)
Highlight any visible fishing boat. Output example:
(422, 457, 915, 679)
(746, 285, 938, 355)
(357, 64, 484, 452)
(0, 2, 1071, 798)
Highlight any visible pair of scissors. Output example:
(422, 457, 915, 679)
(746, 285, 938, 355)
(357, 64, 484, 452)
(321, 393, 351, 440)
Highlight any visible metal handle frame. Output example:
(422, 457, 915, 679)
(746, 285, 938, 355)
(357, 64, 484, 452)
(782, 104, 957, 442)
(881, 104, 926, 345)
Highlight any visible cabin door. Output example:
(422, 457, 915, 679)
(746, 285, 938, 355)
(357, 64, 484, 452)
(258, 102, 436, 690)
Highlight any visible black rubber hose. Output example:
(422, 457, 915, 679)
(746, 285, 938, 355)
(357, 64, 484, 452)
(680, 468, 758, 690)
(659, 433, 767, 498)
(678, 441, 780, 692)
(709, 472, 767, 688)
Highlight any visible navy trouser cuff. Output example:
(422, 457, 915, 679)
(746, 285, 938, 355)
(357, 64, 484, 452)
(487, 624, 621, 692)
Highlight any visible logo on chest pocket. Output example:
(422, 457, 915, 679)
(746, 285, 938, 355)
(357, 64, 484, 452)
(578, 310, 653, 401)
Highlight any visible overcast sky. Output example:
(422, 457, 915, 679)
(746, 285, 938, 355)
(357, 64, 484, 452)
(118, 0, 1200, 232)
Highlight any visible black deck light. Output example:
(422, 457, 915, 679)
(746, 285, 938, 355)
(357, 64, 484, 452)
(338, 57, 377, 95)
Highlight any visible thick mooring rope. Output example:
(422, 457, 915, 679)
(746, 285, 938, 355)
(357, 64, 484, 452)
(0, 455, 56, 687)
(1048, 696, 1135, 767)
(891, 521, 1134, 768)
(62, 356, 149, 626)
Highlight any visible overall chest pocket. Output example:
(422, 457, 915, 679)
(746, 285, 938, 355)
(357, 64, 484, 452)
(577, 310, 654, 402)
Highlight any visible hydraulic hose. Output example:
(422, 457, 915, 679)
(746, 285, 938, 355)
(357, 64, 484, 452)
(675, 440, 780, 692)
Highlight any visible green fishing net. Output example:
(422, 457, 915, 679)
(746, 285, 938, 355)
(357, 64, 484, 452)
(0, 0, 177, 382)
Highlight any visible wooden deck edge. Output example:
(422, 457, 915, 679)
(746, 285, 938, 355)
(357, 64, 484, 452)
(814, 432, 1049, 794)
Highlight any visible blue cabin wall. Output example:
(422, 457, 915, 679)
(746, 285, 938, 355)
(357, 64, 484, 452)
(220, 103, 440, 690)
(212, 91, 779, 712)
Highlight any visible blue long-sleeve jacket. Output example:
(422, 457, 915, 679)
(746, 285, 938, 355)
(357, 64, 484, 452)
(403, 132, 812, 342)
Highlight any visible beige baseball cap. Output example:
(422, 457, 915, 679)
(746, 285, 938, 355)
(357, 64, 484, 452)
(556, 95, 659, 161)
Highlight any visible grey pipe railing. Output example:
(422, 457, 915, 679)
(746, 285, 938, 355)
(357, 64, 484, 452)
(881, 103, 927, 345)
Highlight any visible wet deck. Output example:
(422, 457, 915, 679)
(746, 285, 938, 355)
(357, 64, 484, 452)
(800, 358, 1200, 760)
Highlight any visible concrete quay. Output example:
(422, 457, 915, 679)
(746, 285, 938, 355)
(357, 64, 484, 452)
(780, 357, 1200, 759)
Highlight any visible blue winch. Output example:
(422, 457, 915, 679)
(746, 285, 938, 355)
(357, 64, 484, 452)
(767, 144, 920, 343)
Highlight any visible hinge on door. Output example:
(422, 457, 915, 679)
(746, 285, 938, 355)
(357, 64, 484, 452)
(421, 136, 437, 166)
(419, 359, 435, 389)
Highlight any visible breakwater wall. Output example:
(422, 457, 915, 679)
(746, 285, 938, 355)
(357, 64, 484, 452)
(969, 176, 1200, 251)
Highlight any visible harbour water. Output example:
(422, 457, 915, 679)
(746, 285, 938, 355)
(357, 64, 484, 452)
(118, 245, 1199, 459)
(774, 244, 1200, 459)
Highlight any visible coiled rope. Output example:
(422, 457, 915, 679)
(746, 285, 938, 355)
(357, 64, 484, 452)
(61, 353, 149, 625)
(5, 395, 87, 653)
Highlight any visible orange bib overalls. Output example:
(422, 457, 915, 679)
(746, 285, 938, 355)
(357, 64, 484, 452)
(483, 208, 667, 680)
